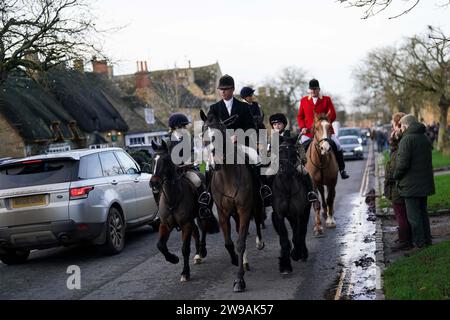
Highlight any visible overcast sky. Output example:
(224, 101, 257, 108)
(93, 0, 450, 109)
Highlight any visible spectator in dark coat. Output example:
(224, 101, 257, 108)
(394, 114, 435, 250)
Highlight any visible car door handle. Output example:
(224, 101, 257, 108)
(133, 178, 140, 183)
(111, 180, 118, 185)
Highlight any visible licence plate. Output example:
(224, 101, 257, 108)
(11, 195, 47, 209)
(343, 152, 353, 156)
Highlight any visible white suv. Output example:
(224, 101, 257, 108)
(0, 147, 159, 265)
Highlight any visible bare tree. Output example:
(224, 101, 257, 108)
(337, 0, 449, 19)
(0, 0, 104, 82)
(353, 27, 450, 151)
(273, 67, 308, 130)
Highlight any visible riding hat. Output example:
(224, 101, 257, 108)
(269, 113, 287, 126)
(309, 79, 320, 89)
(168, 113, 190, 129)
(240, 86, 255, 98)
(217, 74, 235, 90)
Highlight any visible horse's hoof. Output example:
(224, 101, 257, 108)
(233, 279, 246, 292)
(200, 247, 207, 258)
(279, 257, 293, 274)
(256, 241, 265, 250)
(231, 255, 238, 266)
(166, 254, 179, 264)
(180, 274, 190, 282)
(291, 249, 300, 262)
(326, 220, 337, 228)
(244, 263, 250, 272)
(313, 229, 325, 237)
(193, 254, 202, 265)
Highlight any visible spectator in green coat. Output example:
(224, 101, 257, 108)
(393, 114, 435, 249)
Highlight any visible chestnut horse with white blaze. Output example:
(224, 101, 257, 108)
(305, 114, 339, 236)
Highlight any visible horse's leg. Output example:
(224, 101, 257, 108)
(288, 214, 302, 263)
(219, 208, 238, 266)
(180, 223, 193, 282)
(157, 224, 179, 264)
(273, 212, 293, 273)
(233, 208, 251, 292)
(243, 249, 250, 272)
(313, 185, 324, 237)
(318, 184, 327, 220)
(326, 186, 337, 228)
(255, 206, 265, 251)
(192, 222, 203, 264)
(298, 203, 311, 261)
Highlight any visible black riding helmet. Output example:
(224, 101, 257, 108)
(168, 113, 190, 129)
(269, 113, 287, 126)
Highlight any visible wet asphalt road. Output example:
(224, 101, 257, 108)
(0, 145, 375, 300)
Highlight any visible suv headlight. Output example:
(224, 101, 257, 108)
(354, 146, 363, 152)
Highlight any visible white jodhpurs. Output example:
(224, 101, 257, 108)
(300, 134, 342, 151)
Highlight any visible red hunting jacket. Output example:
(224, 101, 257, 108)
(297, 95, 336, 138)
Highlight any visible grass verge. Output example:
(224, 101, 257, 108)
(384, 240, 450, 300)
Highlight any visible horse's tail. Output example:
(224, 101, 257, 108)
(200, 214, 220, 234)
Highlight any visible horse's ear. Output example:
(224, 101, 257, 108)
(200, 109, 207, 122)
(151, 140, 159, 151)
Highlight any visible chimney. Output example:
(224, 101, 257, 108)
(73, 59, 84, 73)
(135, 60, 150, 89)
(91, 56, 108, 75)
(51, 121, 65, 142)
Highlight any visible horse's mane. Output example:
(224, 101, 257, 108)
(315, 114, 329, 122)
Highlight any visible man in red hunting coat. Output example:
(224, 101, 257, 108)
(297, 79, 350, 179)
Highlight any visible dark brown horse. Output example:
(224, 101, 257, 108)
(271, 135, 311, 274)
(200, 110, 265, 292)
(305, 114, 339, 236)
(150, 139, 219, 282)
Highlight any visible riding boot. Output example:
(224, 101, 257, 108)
(252, 165, 272, 202)
(329, 140, 350, 180)
(336, 150, 350, 179)
(304, 173, 319, 203)
(302, 138, 312, 153)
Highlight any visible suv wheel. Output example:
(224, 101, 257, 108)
(0, 249, 30, 265)
(101, 207, 125, 255)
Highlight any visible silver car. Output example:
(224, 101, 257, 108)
(338, 135, 364, 160)
(0, 147, 159, 265)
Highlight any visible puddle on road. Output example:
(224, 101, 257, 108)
(325, 190, 378, 300)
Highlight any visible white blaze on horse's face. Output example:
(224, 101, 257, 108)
(320, 120, 331, 155)
(153, 155, 160, 175)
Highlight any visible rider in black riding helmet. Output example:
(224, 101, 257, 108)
(269, 113, 318, 203)
(150, 112, 213, 219)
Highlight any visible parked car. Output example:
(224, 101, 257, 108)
(0, 147, 159, 265)
(338, 135, 364, 160)
(338, 127, 366, 145)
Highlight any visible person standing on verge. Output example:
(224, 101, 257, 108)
(394, 114, 435, 251)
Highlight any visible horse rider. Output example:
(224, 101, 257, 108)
(240, 86, 266, 132)
(207, 74, 271, 200)
(150, 112, 213, 219)
(297, 79, 350, 180)
(269, 113, 319, 202)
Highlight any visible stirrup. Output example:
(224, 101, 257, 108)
(260, 185, 272, 199)
(198, 191, 211, 206)
(199, 207, 212, 219)
(307, 191, 318, 203)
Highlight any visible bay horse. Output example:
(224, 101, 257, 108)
(150, 139, 219, 282)
(200, 109, 265, 292)
(305, 114, 339, 236)
(271, 135, 311, 273)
